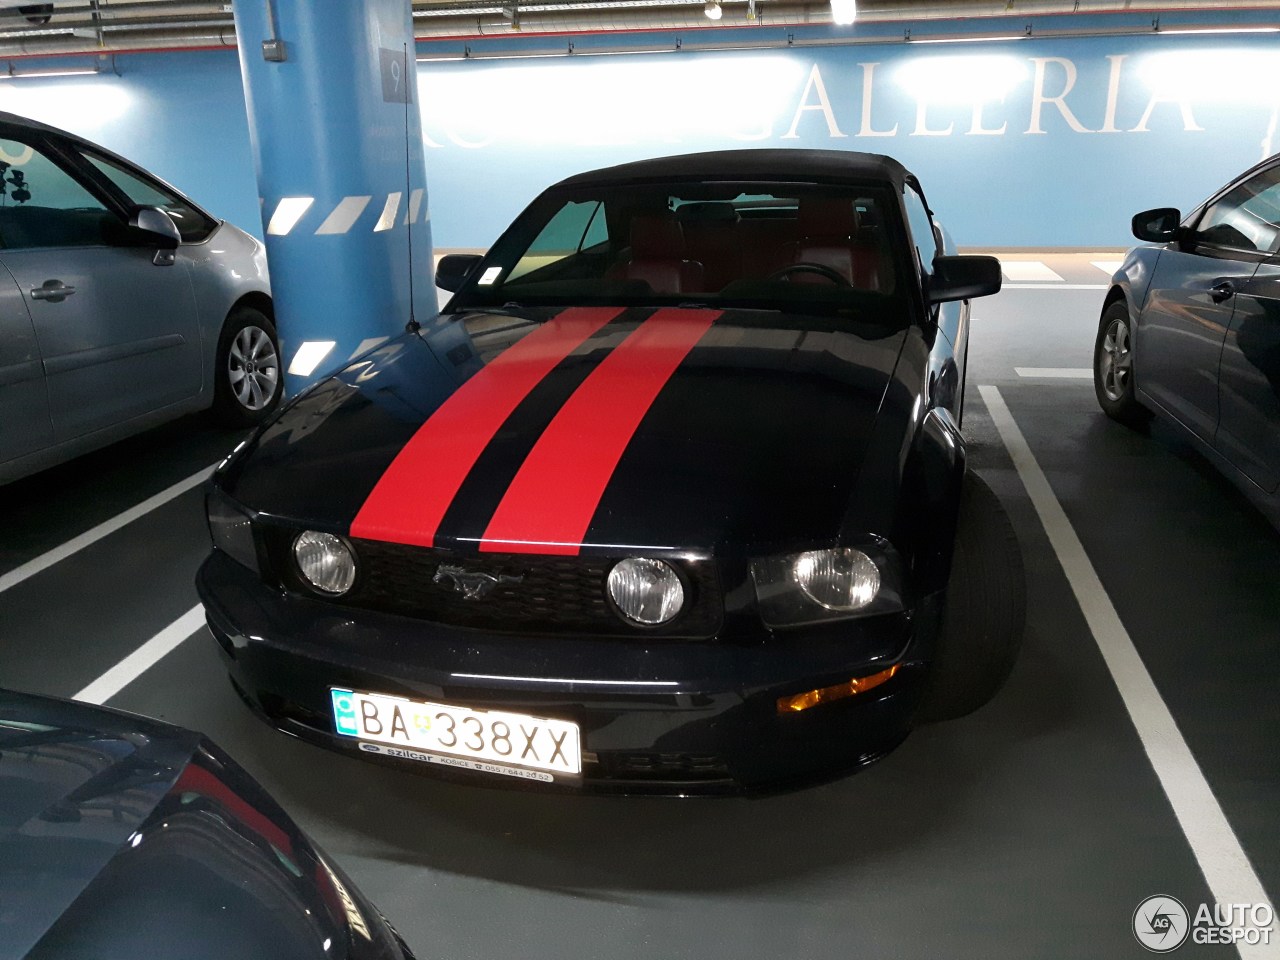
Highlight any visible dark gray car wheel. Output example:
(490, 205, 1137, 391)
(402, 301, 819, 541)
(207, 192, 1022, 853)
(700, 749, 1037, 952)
(213, 307, 281, 427)
(916, 472, 1026, 724)
(1093, 300, 1153, 428)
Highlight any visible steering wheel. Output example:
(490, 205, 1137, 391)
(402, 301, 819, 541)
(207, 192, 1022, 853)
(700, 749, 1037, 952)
(766, 262, 851, 286)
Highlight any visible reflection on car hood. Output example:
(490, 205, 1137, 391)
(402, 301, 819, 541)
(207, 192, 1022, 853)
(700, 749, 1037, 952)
(0, 690, 406, 960)
(223, 305, 907, 554)
(0, 691, 201, 959)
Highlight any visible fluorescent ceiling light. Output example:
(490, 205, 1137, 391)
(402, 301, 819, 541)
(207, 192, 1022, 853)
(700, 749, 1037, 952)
(1, 65, 101, 80)
(909, 34, 1028, 44)
(830, 0, 856, 26)
(415, 0, 700, 13)
(1159, 26, 1280, 35)
(704, 0, 721, 18)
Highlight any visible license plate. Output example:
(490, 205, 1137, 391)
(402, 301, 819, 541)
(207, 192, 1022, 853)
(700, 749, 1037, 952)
(330, 688, 581, 781)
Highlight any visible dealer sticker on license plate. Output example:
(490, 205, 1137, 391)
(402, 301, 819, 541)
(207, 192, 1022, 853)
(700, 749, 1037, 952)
(330, 688, 582, 781)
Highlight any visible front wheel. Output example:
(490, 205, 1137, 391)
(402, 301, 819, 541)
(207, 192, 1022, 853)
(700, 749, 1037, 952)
(1093, 301, 1152, 428)
(212, 307, 282, 427)
(916, 472, 1026, 724)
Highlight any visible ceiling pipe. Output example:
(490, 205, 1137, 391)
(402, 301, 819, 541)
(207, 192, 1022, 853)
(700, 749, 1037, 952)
(0, 26, 235, 56)
(0, 0, 1277, 55)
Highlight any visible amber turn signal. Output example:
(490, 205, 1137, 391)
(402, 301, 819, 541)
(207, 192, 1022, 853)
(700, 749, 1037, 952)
(776, 664, 900, 714)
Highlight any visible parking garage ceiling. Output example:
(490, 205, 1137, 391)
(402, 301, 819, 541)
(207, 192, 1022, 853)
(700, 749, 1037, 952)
(2, 0, 1279, 53)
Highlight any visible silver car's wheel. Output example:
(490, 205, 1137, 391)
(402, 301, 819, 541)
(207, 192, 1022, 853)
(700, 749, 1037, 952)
(213, 307, 282, 426)
(228, 324, 279, 412)
(1092, 300, 1152, 429)
(1098, 317, 1131, 402)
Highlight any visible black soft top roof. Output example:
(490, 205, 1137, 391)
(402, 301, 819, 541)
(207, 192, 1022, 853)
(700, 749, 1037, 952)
(554, 149, 912, 191)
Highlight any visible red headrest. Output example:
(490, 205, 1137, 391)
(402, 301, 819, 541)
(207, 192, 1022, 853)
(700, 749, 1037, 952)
(630, 215, 686, 258)
(797, 199, 859, 239)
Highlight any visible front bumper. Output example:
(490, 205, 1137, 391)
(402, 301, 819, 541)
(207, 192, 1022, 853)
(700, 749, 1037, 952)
(196, 551, 935, 796)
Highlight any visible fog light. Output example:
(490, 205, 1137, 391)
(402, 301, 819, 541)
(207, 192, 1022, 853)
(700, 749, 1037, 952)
(293, 530, 356, 596)
(777, 665, 900, 714)
(607, 558, 684, 625)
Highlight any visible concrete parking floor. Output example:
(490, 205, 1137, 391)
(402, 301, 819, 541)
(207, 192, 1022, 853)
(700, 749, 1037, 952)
(2, 253, 1276, 959)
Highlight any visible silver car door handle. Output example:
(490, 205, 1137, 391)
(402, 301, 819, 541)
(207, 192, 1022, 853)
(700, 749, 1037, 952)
(30, 280, 77, 302)
(1209, 280, 1236, 303)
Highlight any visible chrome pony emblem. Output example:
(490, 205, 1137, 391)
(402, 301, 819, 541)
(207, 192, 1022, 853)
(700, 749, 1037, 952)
(433, 564, 524, 600)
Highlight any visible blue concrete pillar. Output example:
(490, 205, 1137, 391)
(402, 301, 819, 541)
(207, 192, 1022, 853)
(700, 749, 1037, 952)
(233, 0, 435, 395)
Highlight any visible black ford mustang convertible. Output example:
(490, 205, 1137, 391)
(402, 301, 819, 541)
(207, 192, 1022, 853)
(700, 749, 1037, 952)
(197, 149, 1023, 794)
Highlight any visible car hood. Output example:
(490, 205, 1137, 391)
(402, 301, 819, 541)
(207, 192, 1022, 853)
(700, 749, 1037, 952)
(0, 690, 405, 960)
(0, 691, 201, 958)
(224, 305, 908, 554)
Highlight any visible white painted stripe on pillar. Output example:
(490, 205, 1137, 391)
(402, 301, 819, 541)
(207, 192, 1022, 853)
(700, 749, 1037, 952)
(347, 336, 389, 360)
(404, 187, 424, 225)
(1000, 261, 1064, 282)
(979, 385, 1276, 960)
(0, 464, 217, 595)
(315, 195, 373, 235)
(266, 196, 315, 236)
(74, 605, 207, 705)
(288, 340, 336, 377)
(374, 192, 402, 232)
(1015, 367, 1094, 379)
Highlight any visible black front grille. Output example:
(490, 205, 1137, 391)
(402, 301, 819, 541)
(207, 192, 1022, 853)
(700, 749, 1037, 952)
(342, 541, 722, 638)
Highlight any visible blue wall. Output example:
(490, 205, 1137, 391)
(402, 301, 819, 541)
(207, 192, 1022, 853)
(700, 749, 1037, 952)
(1, 11, 1277, 250)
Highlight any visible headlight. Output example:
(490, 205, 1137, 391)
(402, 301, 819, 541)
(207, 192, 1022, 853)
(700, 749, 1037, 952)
(206, 487, 259, 573)
(607, 558, 685, 625)
(293, 531, 356, 596)
(793, 548, 880, 610)
(751, 545, 901, 627)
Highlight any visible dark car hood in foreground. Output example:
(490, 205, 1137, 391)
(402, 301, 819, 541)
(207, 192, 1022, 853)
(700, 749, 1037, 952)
(0, 690, 404, 960)
(224, 305, 908, 555)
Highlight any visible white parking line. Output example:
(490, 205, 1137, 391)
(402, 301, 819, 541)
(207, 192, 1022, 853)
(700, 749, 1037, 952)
(1015, 367, 1093, 379)
(1091, 259, 1125, 277)
(0, 464, 216, 595)
(1000, 261, 1064, 282)
(1002, 283, 1109, 291)
(979, 385, 1274, 959)
(74, 604, 206, 705)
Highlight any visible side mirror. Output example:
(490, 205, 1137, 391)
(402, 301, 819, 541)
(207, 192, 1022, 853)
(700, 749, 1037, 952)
(436, 253, 483, 293)
(130, 205, 181, 248)
(928, 255, 1002, 304)
(1131, 207, 1181, 243)
(130, 205, 181, 265)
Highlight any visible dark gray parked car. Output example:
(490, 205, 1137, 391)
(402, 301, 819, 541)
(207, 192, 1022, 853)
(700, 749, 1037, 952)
(0, 688, 413, 960)
(1096, 153, 1280, 530)
(0, 111, 279, 485)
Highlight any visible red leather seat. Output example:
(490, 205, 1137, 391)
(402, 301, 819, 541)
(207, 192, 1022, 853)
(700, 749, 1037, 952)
(612, 215, 703, 294)
(772, 199, 883, 291)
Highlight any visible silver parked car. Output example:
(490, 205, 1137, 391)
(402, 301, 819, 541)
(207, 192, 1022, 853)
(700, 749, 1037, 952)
(0, 111, 278, 485)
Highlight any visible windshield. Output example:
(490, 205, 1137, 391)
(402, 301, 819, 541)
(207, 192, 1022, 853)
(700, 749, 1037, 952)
(447, 180, 907, 319)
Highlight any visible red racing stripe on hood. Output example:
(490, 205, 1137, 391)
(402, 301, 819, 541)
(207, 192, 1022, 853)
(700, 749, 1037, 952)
(479, 307, 721, 555)
(350, 306, 624, 547)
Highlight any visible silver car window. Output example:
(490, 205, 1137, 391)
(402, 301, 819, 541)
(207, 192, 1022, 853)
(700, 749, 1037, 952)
(0, 136, 116, 250)
(80, 150, 216, 243)
(1196, 165, 1280, 255)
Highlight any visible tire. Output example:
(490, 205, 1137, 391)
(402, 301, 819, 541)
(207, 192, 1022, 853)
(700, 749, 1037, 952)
(212, 307, 282, 427)
(1093, 300, 1152, 428)
(916, 472, 1026, 723)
